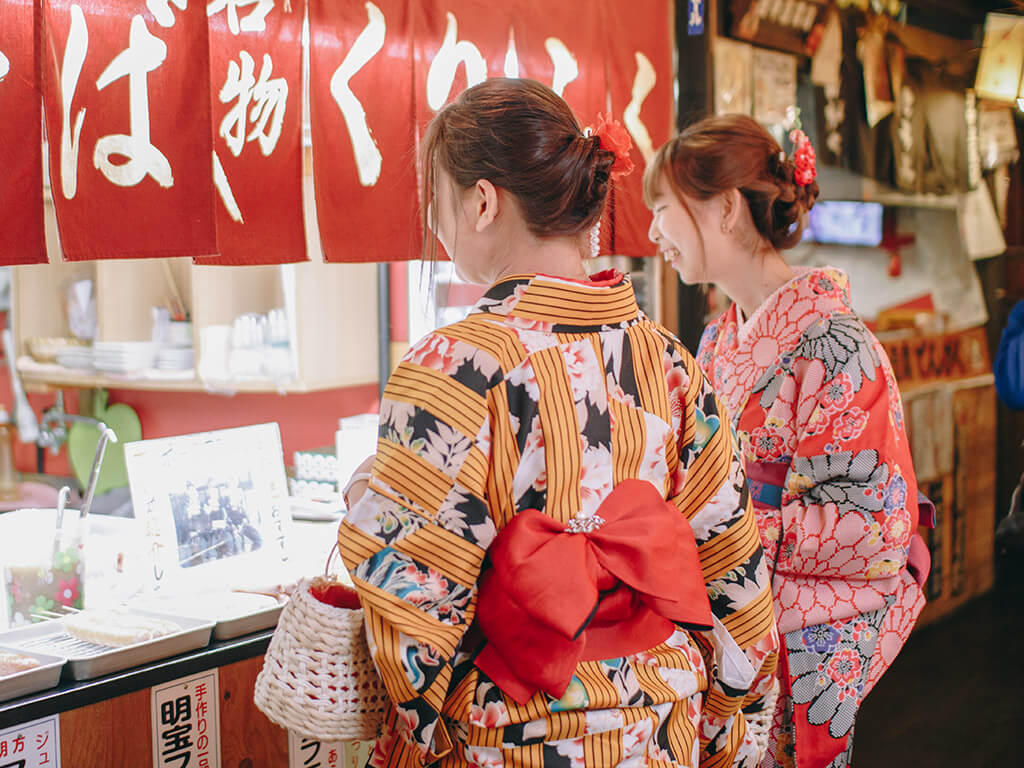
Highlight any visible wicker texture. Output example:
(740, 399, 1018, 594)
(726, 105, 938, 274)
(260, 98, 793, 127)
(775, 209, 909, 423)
(254, 579, 389, 741)
(746, 675, 780, 761)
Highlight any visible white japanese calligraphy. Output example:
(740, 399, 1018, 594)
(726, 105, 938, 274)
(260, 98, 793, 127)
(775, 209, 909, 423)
(207, 0, 274, 36)
(219, 51, 288, 157)
(0, 50, 9, 82)
(426, 11, 486, 111)
(249, 53, 288, 154)
(93, 15, 174, 188)
(503, 30, 519, 78)
(623, 52, 655, 163)
(213, 150, 244, 221)
(329, 1, 384, 186)
(544, 37, 577, 97)
(59, 4, 89, 199)
(147, 0, 187, 28)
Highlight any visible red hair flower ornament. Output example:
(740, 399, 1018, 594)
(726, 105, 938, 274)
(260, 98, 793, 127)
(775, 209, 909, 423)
(589, 113, 635, 179)
(789, 128, 817, 187)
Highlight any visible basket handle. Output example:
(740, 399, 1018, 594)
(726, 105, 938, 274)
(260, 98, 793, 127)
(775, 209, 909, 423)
(324, 541, 342, 578)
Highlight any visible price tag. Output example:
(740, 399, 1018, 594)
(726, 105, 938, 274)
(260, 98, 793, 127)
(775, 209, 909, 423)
(0, 715, 60, 768)
(151, 670, 220, 768)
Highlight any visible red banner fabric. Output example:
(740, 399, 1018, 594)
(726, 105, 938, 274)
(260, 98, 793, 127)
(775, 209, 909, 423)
(0, 0, 47, 265)
(509, 2, 606, 128)
(201, 0, 307, 265)
(602, 0, 673, 258)
(41, 0, 217, 260)
(310, 0, 670, 263)
(309, 0, 420, 263)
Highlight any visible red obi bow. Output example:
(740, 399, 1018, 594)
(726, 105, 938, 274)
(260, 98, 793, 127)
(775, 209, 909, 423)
(475, 479, 713, 704)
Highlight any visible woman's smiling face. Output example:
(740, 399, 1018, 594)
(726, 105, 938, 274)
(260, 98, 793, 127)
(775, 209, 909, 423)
(647, 173, 714, 286)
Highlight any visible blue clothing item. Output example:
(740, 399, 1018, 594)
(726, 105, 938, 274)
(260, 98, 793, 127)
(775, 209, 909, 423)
(994, 300, 1024, 410)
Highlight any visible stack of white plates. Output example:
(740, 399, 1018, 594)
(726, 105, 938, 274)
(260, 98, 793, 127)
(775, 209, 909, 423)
(55, 346, 95, 370)
(155, 346, 195, 371)
(92, 342, 159, 373)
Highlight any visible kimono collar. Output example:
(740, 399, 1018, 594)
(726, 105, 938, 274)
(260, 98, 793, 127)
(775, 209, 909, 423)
(731, 266, 853, 345)
(470, 269, 641, 330)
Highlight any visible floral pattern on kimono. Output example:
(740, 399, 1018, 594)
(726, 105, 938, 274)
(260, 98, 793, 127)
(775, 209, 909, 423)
(340, 271, 779, 768)
(697, 267, 926, 768)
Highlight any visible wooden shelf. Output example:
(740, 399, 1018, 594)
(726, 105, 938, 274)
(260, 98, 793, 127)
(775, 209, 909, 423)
(17, 360, 366, 395)
(816, 165, 959, 210)
(12, 254, 381, 395)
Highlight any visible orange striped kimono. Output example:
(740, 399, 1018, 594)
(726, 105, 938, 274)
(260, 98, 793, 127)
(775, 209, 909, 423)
(338, 271, 779, 768)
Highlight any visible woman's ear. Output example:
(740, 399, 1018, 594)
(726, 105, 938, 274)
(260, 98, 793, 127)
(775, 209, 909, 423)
(471, 179, 499, 233)
(721, 188, 743, 234)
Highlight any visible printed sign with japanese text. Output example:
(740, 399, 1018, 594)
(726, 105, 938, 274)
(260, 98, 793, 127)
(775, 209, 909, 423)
(0, 715, 60, 768)
(151, 670, 220, 768)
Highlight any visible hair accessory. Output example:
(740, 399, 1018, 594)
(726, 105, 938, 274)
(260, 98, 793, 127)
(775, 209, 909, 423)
(588, 113, 635, 179)
(782, 107, 817, 186)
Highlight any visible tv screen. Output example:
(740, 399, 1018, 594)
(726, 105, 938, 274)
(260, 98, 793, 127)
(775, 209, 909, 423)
(804, 201, 884, 247)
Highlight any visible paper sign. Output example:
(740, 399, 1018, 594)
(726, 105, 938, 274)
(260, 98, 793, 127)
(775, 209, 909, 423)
(0, 716, 60, 768)
(713, 37, 753, 116)
(687, 0, 704, 35)
(752, 47, 797, 126)
(152, 670, 220, 768)
(125, 423, 292, 590)
(288, 733, 372, 768)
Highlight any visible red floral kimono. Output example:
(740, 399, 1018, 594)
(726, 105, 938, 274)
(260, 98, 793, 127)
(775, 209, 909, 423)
(697, 268, 928, 768)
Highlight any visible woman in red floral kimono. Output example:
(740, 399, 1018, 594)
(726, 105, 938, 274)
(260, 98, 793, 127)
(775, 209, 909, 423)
(339, 82, 779, 768)
(644, 114, 931, 768)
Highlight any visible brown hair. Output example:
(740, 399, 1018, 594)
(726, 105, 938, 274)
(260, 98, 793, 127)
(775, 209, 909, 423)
(643, 114, 819, 250)
(419, 78, 616, 262)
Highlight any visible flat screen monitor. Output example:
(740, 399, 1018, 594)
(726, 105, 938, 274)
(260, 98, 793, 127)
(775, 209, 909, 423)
(804, 201, 884, 247)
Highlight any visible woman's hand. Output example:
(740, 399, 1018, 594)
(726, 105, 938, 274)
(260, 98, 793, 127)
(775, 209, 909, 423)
(342, 454, 376, 509)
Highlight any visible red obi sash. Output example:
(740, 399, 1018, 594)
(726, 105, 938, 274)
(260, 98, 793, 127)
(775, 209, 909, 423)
(474, 478, 713, 704)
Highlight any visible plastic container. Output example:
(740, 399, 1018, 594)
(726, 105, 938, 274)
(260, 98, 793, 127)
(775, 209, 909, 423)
(0, 509, 86, 628)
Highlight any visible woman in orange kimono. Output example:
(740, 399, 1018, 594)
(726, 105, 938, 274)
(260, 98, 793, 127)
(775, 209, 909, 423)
(338, 80, 778, 768)
(644, 115, 931, 768)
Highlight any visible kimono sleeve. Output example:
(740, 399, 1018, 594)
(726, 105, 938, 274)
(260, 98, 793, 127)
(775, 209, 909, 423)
(666, 347, 779, 768)
(337, 330, 499, 766)
(758, 314, 918, 586)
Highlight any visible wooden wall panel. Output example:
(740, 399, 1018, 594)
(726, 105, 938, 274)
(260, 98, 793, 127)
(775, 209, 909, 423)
(60, 688, 152, 767)
(219, 656, 289, 768)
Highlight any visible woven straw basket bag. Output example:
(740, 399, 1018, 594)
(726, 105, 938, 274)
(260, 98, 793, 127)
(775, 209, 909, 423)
(746, 676, 780, 761)
(254, 578, 389, 741)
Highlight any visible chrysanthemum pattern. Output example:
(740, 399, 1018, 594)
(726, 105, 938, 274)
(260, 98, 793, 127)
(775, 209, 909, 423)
(698, 267, 926, 768)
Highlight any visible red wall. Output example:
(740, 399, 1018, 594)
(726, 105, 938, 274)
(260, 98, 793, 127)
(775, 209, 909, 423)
(1, 367, 379, 476)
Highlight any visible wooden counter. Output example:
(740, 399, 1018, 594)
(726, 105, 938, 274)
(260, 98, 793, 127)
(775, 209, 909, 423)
(0, 631, 294, 766)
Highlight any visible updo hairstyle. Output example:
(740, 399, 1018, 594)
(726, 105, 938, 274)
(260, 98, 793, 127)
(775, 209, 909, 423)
(420, 78, 616, 260)
(643, 114, 819, 250)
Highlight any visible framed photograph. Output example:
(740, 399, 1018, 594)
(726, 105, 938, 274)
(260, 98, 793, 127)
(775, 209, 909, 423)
(125, 423, 293, 587)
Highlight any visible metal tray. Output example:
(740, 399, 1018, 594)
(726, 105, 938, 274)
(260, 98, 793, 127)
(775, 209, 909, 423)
(132, 592, 285, 641)
(0, 645, 66, 702)
(210, 600, 283, 640)
(0, 611, 215, 681)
